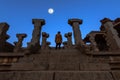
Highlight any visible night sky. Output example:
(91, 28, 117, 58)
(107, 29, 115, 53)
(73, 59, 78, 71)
(0, 0, 120, 47)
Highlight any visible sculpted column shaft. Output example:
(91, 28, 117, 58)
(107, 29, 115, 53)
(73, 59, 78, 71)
(14, 34, 27, 52)
(27, 19, 45, 52)
(68, 19, 83, 45)
(41, 32, 50, 49)
(65, 32, 72, 46)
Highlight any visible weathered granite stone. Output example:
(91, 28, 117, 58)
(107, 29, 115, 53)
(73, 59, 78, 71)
(80, 63, 110, 71)
(0, 18, 120, 80)
(112, 71, 120, 80)
(14, 34, 27, 52)
(64, 32, 72, 48)
(41, 32, 50, 49)
(89, 34, 99, 51)
(49, 63, 79, 71)
(68, 19, 84, 46)
(27, 19, 45, 53)
(55, 71, 113, 80)
(63, 41, 68, 48)
(101, 19, 120, 50)
(0, 71, 53, 80)
(0, 23, 14, 52)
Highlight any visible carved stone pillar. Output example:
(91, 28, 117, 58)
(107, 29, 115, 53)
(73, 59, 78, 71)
(63, 41, 68, 48)
(68, 19, 84, 46)
(41, 32, 50, 49)
(101, 18, 120, 50)
(64, 32, 72, 47)
(27, 19, 45, 53)
(14, 34, 27, 52)
(89, 35, 99, 51)
(0, 23, 10, 52)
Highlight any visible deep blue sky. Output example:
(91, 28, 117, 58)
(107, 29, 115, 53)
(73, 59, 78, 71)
(0, 0, 120, 47)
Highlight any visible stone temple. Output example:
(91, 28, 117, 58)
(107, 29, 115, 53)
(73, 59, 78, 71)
(0, 18, 120, 80)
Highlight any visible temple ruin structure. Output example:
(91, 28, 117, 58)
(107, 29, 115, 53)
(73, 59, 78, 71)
(0, 18, 120, 80)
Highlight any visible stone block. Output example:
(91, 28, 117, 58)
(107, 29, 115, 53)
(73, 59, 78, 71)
(49, 54, 80, 63)
(0, 71, 53, 80)
(55, 71, 113, 80)
(49, 63, 79, 71)
(0, 72, 14, 80)
(112, 71, 120, 80)
(80, 63, 110, 71)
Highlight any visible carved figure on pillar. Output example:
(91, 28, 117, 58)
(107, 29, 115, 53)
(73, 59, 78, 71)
(27, 19, 45, 53)
(14, 34, 27, 52)
(64, 32, 72, 48)
(41, 32, 50, 49)
(68, 19, 84, 46)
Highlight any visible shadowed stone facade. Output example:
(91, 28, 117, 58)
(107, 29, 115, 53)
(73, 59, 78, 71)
(0, 18, 120, 80)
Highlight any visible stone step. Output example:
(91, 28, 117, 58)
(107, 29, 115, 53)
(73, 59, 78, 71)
(41, 49, 81, 55)
(109, 61, 120, 64)
(0, 63, 11, 66)
(87, 52, 120, 56)
(0, 53, 24, 57)
(8, 63, 110, 71)
(0, 71, 114, 80)
(110, 65, 120, 70)
(0, 63, 12, 71)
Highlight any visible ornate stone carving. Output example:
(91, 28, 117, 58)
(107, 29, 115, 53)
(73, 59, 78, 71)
(14, 34, 27, 52)
(41, 32, 50, 49)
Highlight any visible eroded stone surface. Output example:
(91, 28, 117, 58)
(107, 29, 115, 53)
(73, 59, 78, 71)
(14, 34, 27, 52)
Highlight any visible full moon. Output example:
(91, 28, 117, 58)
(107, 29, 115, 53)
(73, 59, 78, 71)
(48, 8, 54, 14)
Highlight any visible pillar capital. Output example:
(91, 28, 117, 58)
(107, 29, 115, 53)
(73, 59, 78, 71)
(68, 18, 82, 26)
(42, 32, 49, 38)
(100, 18, 113, 24)
(32, 19, 45, 26)
(68, 19, 83, 45)
(16, 34, 27, 39)
(65, 32, 72, 38)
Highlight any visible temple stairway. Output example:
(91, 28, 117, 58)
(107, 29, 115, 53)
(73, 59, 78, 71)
(0, 48, 120, 80)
